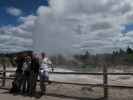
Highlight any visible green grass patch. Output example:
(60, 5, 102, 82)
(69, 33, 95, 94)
(81, 64, 96, 69)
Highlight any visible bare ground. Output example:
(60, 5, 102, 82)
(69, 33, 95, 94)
(0, 84, 133, 100)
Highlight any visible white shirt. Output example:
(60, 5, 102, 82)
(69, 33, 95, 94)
(40, 57, 52, 72)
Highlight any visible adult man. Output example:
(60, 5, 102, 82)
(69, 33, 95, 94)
(29, 53, 40, 95)
(10, 53, 24, 93)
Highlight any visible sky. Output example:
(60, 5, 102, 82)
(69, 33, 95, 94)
(0, 0, 133, 54)
(0, 0, 48, 53)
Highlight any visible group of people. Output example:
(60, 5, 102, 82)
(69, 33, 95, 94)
(10, 52, 54, 95)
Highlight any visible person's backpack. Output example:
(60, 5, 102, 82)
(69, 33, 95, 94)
(9, 79, 20, 93)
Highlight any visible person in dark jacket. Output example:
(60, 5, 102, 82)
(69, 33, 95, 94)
(10, 53, 24, 93)
(29, 53, 40, 95)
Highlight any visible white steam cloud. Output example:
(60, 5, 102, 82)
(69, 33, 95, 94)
(34, 0, 133, 54)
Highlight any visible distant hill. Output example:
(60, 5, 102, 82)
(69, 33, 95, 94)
(0, 50, 33, 57)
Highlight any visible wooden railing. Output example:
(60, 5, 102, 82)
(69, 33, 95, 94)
(0, 66, 133, 99)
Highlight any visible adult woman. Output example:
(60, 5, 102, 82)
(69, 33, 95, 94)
(39, 52, 54, 95)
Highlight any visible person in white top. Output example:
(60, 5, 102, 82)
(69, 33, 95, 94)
(39, 52, 54, 95)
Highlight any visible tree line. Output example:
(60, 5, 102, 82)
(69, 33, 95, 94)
(50, 47, 133, 67)
(0, 47, 133, 68)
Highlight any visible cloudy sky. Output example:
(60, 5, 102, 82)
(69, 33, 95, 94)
(0, 0, 48, 53)
(0, 0, 133, 54)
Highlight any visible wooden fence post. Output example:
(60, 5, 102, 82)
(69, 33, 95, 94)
(103, 64, 108, 99)
(2, 63, 6, 87)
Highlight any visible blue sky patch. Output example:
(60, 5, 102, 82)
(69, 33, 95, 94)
(0, 0, 48, 26)
(122, 23, 133, 33)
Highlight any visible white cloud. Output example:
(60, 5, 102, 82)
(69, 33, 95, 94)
(6, 7, 22, 16)
(33, 0, 133, 54)
(0, 15, 36, 53)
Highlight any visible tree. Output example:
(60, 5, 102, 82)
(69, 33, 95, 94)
(126, 46, 133, 54)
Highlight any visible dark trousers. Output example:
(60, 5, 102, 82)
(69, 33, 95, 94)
(10, 71, 23, 93)
(29, 71, 38, 95)
(40, 78, 46, 93)
(22, 72, 30, 93)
